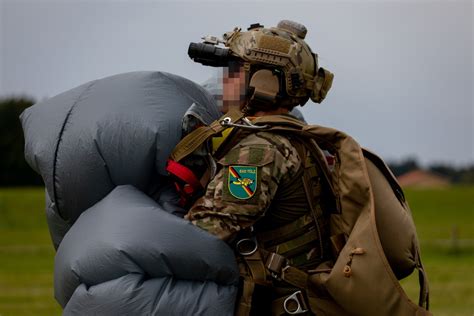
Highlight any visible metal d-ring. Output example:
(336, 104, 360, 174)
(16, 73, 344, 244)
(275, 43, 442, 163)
(283, 291, 308, 315)
(236, 237, 258, 256)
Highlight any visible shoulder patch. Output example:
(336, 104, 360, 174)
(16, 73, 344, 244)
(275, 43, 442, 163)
(219, 145, 275, 166)
(228, 165, 257, 199)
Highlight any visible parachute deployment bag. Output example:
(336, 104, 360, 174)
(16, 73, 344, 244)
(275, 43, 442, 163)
(250, 115, 430, 315)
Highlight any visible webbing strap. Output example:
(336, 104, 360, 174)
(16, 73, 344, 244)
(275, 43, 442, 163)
(170, 109, 244, 162)
(211, 127, 234, 154)
(281, 265, 309, 290)
(235, 279, 255, 316)
(236, 251, 270, 316)
(416, 249, 430, 310)
(257, 214, 314, 245)
(165, 160, 202, 190)
(238, 248, 310, 300)
(271, 296, 288, 316)
(272, 230, 320, 258)
(236, 253, 310, 316)
(252, 114, 306, 130)
(261, 249, 309, 290)
(243, 251, 270, 286)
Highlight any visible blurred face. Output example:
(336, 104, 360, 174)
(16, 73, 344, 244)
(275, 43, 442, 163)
(220, 62, 247, 113)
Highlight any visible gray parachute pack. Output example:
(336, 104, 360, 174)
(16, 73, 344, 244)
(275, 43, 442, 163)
(20, 71, 239, 315)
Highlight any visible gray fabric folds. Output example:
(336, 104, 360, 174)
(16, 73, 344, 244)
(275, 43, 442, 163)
(56, 186, 238, 315)
(20, 71, 237, 314)
(21, 71, 220, 225)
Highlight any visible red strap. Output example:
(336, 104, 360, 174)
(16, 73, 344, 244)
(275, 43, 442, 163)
(166, 159, 203, 191)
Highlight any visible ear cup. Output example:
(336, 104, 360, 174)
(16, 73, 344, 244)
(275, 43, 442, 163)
(249, 69, 280, 103)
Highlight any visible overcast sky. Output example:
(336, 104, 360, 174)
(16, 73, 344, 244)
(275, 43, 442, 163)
(1, 0, 472, 166)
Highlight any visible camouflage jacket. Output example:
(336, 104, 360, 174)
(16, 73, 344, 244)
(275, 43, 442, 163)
(185, 129, 307, 241)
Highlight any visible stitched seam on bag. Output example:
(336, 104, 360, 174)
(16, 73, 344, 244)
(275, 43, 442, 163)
(52, 80, 98, 221)
(92, 138, 116, 187)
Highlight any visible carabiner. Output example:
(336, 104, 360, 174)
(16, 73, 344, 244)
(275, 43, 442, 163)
(219, 116, 269, 130)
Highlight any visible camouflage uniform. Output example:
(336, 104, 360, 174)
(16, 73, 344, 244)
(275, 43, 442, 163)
(186, 128, 303, 240)
(185, 115, 329, 256)
(184, 116, 331, 314)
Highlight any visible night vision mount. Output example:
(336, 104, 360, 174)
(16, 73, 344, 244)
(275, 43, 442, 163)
(188, 35, 233, 67)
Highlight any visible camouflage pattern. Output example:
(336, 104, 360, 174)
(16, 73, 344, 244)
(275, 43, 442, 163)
(219, 20, 333, 104)
(185, 131, 302, 241)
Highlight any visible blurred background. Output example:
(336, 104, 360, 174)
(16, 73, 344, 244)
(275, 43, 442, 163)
(0, 0, 472, 315)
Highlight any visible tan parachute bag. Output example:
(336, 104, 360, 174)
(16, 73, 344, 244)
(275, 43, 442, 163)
(250, 115, 431, 315)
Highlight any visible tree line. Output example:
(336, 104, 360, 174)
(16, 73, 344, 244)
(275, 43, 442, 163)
(0, 97, 473, 186)
(388, 158, 474, 184)
(0, 97, 43, 186)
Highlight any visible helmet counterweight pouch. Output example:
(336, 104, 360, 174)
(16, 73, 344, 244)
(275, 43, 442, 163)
(311, 67, 334, 103)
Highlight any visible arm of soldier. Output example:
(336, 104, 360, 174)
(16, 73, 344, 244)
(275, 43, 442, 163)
(185, 137, 301, 241)
(185, 161, 274, 241)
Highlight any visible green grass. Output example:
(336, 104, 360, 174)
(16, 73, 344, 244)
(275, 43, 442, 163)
(0, 186, 472, 315)
(401, 186, 474, 316)
(0, 188, 61, 316)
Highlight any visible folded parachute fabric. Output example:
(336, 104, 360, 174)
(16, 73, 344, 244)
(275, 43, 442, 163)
(58, 185, 238, 315)
(20, 71, 237, 315)
(21, 71, 220, 245)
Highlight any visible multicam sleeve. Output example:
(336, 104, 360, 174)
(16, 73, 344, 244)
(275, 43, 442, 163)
(185, 133, 301, 241)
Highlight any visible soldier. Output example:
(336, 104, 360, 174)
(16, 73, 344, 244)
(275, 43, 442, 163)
(168, 19, 431, 316)
(175, 20, 336, 315)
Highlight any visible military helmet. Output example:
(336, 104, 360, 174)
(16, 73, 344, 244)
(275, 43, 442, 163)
(188, 20, 334, 107)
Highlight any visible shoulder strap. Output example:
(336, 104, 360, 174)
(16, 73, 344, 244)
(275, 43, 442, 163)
(170, 108, 244, 162)
(250, 115, 339, 208)
(251, 114, 306, 130)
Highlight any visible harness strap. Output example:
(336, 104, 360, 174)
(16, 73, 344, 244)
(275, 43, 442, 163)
(258, 214, 315, 246)
(237, 249, 311, 316)
(170, 109, 244, 162)
(272, 297, 288, 316)
(243, 250, 270, 286)
(415, 248, 430, 310)
(166, 160, 202, 190)
(262, 250, 309, 290)
(236, 248, 270, 316)
(235, 279, 256, 316)
(165, 159, 205, 206)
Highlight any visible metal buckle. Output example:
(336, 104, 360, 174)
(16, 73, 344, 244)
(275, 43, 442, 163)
(266, 252, 287, 279)
(283, 291, 308, 315)
(220, 117, 269, 130)
(236, 237, 258, 256)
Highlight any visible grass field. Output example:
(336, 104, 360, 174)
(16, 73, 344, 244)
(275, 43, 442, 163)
(0, 186, 473, 315)
(401, 187, 474, 316)
(0, 188, 61, 315)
